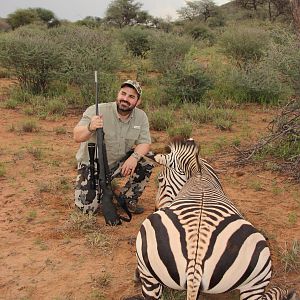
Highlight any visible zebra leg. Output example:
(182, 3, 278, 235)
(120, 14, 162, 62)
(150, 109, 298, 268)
(139, 272, 164, 299)
(239, 286, 298, 300)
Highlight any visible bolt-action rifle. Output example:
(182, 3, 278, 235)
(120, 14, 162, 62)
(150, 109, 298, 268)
(88, 71, 132, 226)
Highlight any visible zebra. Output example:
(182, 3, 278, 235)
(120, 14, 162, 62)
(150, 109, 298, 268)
(125, 138, 299, 300)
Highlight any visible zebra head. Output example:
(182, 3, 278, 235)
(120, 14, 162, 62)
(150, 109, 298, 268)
(154, 138, 200, 209)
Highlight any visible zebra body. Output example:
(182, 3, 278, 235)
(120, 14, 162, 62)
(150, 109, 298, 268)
(128, 139, 298, 300)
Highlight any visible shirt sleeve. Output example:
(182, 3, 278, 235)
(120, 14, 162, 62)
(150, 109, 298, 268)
(76, 105, 96, 127)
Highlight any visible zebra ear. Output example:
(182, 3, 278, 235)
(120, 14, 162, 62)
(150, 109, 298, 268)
(145, 151, 156, 161)
(154, 154, 166, 165)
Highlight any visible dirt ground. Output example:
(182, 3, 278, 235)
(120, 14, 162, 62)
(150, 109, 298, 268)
(0, 79, 299, 300)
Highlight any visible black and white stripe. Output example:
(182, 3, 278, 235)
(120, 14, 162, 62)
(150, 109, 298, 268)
(128, 139, 298, 300)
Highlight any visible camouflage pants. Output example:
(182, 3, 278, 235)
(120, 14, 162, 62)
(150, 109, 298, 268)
(74, 154, 154, 214)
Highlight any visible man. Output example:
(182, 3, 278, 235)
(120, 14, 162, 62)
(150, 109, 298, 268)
(74, 80, 153, 214)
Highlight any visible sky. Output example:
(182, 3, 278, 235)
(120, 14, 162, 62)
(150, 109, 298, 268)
(1, 0, 231, 22)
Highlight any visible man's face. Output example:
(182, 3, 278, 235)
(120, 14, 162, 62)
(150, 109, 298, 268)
(116, 86, 140, 113)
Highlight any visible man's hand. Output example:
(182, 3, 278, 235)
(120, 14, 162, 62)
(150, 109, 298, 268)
(121, 156, 138, 176)
(89, 114, 103, 131)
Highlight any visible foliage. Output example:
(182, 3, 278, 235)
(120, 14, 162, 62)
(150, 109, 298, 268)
(207, 61, 289, 104)
(162, 47, 212, 103)
(167, 122, 193, 139)
(0, 162, 6, 177)
(177, 0, 218, 22)
(263, 27, 300, 94)
(181, 102, 236, 126)
(49, 25, 125, 104)
(75, 16, 102, 28)
(219, 25, 270, 65)
(184, 22, 215, 44)
(280, 240, 300, 272)
(149, 31, 193, 73)
(237, 100, 300, 180)
(6, 8, 56, 29)
(119, 26, 152, 58)
(105, 0, 150, 27)
(0, 26, 64, 94)
(149, 109, 174, 131)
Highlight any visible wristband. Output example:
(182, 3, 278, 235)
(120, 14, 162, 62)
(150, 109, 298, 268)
(87, 122, 95, 133)
(131, 152, 141, 161)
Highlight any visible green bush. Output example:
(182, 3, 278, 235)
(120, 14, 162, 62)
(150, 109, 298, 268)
(181, 103, 213, 124)
(0, 26, 64, 94)
(9, 87, 33, 103)
(46, 98, 67, 115)
(163, 48, 212, 104)
(149, 109, 174, 131)
(208, 63, 288, 104)
(49, 25, 126, 104)
(2, 99, 19, 109)
(149, 32, 193, 73)
(167, 123, 193, 139)
(185, 23, 215, 45)
(264, 28, 300, 94)
(219, 26, 270, 65)
(0, 162, 6, 177)
(119, 27, 152, 58)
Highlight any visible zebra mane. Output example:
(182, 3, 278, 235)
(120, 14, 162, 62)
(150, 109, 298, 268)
(168, 137, 204, 175)
(168, 137, 199, 152)
(168, 137, 215, 178)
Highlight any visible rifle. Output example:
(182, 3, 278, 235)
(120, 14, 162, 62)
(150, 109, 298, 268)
(92, 71, 121, 226)
(89, 71, 132, 225)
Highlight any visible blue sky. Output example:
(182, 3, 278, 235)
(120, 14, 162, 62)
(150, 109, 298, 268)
(1, 0, 231, 21)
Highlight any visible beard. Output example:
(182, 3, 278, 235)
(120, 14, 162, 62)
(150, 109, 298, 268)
(117, 100, 135, 114)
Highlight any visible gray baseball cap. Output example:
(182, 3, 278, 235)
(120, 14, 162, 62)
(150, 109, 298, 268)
(121, 80, 142, 97)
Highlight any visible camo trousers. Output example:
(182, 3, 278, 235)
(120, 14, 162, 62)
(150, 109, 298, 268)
(74, 154, 154, 214)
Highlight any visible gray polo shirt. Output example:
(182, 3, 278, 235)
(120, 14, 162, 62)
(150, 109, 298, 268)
(75, 102, 151, 167)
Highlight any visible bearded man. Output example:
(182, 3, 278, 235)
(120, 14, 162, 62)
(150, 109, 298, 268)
(73, 80, 153, 214)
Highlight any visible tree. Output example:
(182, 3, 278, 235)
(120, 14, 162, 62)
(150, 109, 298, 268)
(235, 0, 264, 10)
(177, 0, 218, 22)
(105, 0, 150, 27)
(75, 16, 102, 28)
(7, 8, 38, 29)
(6, 8, 57, 29)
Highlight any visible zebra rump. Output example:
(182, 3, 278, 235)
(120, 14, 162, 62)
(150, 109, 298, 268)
(125, 138, 299, 300)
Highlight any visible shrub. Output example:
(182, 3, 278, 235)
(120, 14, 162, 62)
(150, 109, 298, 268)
(2, 99, 19, 109)
(0, 162, 6, 177)
(181, 103, 213, 124)
(0, 25, 64, 94)
(214, 118, 233, 131)
(219, 26, 270, 65)
(49, 25, 125, 104)
(149, 109, 174, 131)
(185, 23, 215, 45)
(264, 28, 300, 94)
(20, 119, 39, 132)
(162, 48, 212, 104)
(9, 87, 32, 104)
(208, 63, 288, 104)
(167, 123, 193, 139)
(150, 31, 193, 73)
(45, 97, 67, 115)
(119, 27, 151, 58)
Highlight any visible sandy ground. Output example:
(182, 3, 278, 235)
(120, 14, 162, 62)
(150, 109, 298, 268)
(0, 79, 299, 300)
